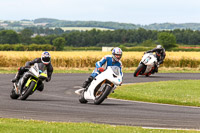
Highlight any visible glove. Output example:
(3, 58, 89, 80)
(98, 67, 105, 72)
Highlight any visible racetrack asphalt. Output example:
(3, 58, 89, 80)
(0, 73, 200, 129)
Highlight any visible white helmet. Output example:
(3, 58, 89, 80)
(41, 51, 51, 65)
(156, 45, 163, 49)
(112, 47, 122, 61)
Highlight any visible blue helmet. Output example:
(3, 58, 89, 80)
(112, 47, 122, 61)
(41, 51, 51, 65)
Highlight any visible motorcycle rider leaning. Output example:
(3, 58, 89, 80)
(11, 51, 53, 92)
(82, 47, 123, 90)
(145, 45, 166, 73)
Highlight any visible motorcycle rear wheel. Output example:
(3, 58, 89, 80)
(10, 86, 19, 99)
(79, 90, 88, 104)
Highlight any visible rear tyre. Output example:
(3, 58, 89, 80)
(94, 85, 112, 105)
(10, 87, 19, 99)
(134, 64, 145, 77)
(19, 81, 36, 100)
(79, 91, 88, 104)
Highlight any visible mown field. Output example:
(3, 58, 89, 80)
(57, 27, 113, 31)
(1, 51, 200, 68)
(110, 80, 200, 107)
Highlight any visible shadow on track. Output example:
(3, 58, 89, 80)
(80, 102, 131, 106)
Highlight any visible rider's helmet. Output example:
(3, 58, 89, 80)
(156, 45, 163, 49)
(112, 47, 123, 62)
(41, 51, 51, 65)
(156, 45, 165, 57)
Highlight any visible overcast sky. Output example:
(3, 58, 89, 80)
(0, 0, 200, 25)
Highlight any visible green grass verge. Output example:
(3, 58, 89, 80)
(0, 118, 199, 133)
(110, 80, 200, 107)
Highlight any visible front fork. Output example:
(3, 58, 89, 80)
(21, 77, 38, 94)
(96, 80, 115, 96)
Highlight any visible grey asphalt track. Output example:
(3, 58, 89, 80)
(0, 73, 200, 129)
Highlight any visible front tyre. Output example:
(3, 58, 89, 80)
(134, 64, 145, 77)
(19, 81, 36, 100)
(94, 85, 112, 105)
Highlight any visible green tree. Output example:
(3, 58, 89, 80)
(20, 29, 33, 44)
(53, 37, 66, 51)
(32, 35, 47, 44)
(0, 30, 20, 44)
(158, 32, 177, 50)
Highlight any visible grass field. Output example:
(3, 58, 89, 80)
(110, 80, 200, 107)
(51, 27, 113, 31)
(0, 118, 199, 133)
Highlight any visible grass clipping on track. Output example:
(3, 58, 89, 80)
(0, 118, 199, 133)
(110, 80, 200, 107)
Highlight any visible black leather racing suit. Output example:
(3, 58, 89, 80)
(16, 58, 53, 91)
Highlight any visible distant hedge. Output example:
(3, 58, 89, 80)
(0, 44, 55, 51)
(64, 46, 102, 51)
(170, 47, 200, 52)
(0, 44, 200, 52)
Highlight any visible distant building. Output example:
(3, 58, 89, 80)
(102, 47, 114, 52)
(34, 23, 48, 26)
(0, 23, 8, 26)
(31, 33, 46, 38)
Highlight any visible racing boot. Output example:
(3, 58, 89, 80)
(152, 64, 158, 74)
(82, 76, 94, 89)
(154, 65, 159, 73)
(11, 72, 20, 83)
(37, 83, 44, 92)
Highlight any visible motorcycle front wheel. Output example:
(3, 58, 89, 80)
(94, 84, 112, 105)
(134, 64, 145, 77)
(19, 81, 36, 100)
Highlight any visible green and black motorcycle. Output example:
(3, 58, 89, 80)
(10, 63, 48, 100)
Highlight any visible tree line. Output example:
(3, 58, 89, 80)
(34, 18, 200, 30)
(0, 28, 200, 50)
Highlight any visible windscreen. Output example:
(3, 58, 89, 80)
(111, 66, 120, 76)
(37, 63, 47, 73)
